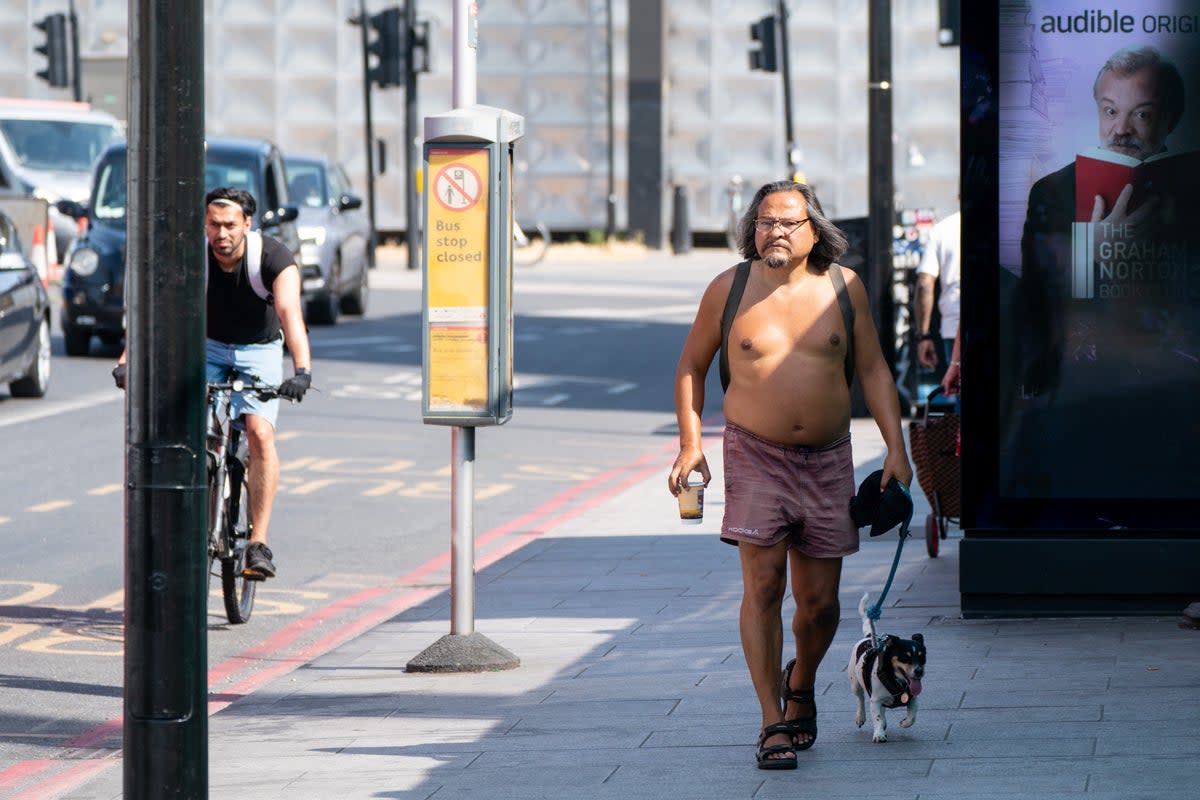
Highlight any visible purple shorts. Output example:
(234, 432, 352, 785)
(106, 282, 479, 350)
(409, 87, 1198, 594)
(721, 422, 859, 558)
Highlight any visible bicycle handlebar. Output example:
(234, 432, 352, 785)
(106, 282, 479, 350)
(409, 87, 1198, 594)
(206, 379, 284, 402)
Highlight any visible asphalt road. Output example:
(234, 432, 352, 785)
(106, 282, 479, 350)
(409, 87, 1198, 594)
(0, 244, 737, 774)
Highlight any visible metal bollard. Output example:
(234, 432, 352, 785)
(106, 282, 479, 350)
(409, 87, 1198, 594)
(671, 184, 692, 254)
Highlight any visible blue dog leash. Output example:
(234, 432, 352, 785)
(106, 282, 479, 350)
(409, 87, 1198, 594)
(865, 481, 914, 623)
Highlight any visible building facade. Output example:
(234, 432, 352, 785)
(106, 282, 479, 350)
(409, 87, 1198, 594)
(1, 0, 959, 238)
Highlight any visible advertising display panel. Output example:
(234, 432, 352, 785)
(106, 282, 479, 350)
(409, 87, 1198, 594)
(986, 0, 1200, 526)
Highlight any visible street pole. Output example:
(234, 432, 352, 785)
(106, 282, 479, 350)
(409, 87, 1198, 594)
(406, 0, 517, 674)
(357, 0, 379, 244)
(605, 0, 616, 240)
(451, 0, 476, 638)
(404, 1, 420, 271)
(125, 0, 208, 797)
(778, 0, 799, 182)
(868, 0, 896, 368)
(68, 0, 81, 102)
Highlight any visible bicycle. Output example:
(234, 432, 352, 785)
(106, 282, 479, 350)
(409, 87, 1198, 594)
(725, 175, 746, 251)
(512, 219, 550, 266)
(205, 372, 281, 624)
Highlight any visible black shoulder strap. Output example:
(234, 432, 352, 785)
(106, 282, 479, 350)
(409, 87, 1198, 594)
(719, 261, 751, 393)
(829, 263, 855, 386)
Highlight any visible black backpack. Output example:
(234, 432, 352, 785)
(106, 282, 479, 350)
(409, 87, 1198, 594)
(718, 260, 856, 393)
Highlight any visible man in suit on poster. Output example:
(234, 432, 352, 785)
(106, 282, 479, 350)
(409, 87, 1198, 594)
(1013, 44, 1199, 500)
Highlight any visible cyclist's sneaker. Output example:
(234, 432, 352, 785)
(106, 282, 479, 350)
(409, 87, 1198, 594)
(243, 543, 276, 580)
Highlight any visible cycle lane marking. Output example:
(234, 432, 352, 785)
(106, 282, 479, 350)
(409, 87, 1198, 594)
(0, 426, 699, 798)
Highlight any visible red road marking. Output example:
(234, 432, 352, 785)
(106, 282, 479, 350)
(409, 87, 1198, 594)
(4, 757, 114, 800)
(0, 426, 707, 799)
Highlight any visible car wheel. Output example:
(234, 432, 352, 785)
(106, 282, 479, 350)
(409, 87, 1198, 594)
(306, 287, 338, 326)
(63, 322, 92, 356)
(340, 261, 369, 316)
(10, 316, 51, 398)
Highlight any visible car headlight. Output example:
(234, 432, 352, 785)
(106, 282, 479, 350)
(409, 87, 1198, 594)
(297, 225, 326, 246)
(299, 241, 321, 267)
(68, 247, 100, 277)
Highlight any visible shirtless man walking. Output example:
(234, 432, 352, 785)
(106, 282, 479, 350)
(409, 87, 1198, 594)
(668, 181, 911, 769)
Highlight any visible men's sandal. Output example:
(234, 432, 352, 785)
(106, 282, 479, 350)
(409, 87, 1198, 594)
(781, 658, 818, 751)
(756, 722, 798, 770)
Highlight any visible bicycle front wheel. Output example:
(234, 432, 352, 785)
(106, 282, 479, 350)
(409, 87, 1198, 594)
(513, 220, 550, 266)
(220, 459, 256, 624)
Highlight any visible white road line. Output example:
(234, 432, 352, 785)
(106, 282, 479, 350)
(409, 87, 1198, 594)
(0, 391, 121, 429)
(522, 303, 698, 319)
(311, 335, 401, 347)
(514, 282, 697, 298)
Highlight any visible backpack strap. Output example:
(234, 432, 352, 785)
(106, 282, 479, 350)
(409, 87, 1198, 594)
(719, 260, 751, 393)
(244, 230, 272, 303)
(828, 263, 855, 387)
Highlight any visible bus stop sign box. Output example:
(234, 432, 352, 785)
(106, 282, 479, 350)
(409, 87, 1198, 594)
(421, 105, 524, 426)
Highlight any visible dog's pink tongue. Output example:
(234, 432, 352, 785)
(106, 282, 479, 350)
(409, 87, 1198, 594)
(908, 677, 923, 697)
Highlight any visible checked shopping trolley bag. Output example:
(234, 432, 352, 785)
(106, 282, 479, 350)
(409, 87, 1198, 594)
(908, 387, 960, 556)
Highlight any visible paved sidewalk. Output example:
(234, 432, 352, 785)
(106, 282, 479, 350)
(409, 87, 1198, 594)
(57, 418, 1199, 799)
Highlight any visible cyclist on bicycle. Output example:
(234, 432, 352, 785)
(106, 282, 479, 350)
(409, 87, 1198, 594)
(113, 187, 312, 580)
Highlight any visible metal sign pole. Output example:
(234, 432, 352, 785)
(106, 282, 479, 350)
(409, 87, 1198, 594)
(450, 0, 477, 642)
(407, 0, 518, 674)
(449, 425, 475, 635)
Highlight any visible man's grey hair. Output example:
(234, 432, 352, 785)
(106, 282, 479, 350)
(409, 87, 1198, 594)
(736, 181, 848, 270)
(1093, 46, 1185, 131)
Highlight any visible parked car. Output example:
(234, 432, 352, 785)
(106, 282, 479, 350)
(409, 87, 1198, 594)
(0, 208, 51, 397)
(55, 136, 300, 356)
(0, 98, 123, 258)
(285, 154, 373, 325)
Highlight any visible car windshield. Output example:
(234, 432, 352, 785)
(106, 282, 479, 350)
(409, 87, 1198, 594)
(204, 153, 260, 199)
(0, 119, 119, 172)
(90, 150, 262, 228)
(92, 155, 126, 225)
(286, 162, 327, 208)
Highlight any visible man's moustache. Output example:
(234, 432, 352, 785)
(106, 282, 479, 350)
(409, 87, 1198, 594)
(1106, 135, 1140, 149)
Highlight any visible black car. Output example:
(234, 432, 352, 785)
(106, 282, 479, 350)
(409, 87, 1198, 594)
(56, 136, 300, 356)
(0, 208, 51, 397)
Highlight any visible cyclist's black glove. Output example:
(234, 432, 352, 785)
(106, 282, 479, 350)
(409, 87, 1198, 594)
(112, 363, 127, 390)
(279, 368, 311, 402)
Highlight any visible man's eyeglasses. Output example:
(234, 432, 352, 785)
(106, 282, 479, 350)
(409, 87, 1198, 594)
(754, 217, 811, 235)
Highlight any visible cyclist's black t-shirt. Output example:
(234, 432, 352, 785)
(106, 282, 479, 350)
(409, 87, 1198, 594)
(206, 234, 295, 345)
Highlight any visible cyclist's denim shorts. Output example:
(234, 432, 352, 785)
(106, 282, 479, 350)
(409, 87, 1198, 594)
(206, 336, 284, 428)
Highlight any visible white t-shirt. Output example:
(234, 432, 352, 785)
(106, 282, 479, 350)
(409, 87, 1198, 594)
(916, 210, 961, 339)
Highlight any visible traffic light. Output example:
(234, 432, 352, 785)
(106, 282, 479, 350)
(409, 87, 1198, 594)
(749, 14, 778, 73)
(367, 6, 403, 88)
(938, 0, 960, 46)
(411, 19, 432, 74)
(34, 13, 69, 88)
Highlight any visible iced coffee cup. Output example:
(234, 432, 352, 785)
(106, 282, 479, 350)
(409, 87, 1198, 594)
(678, 481, 704, 524)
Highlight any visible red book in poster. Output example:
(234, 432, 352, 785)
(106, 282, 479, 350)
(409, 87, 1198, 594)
(1074, 147, 1200, 220)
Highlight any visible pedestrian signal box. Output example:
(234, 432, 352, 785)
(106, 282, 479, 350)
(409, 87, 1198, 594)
(421, 105, 524, 426)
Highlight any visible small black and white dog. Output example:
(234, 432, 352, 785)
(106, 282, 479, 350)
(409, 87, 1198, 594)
(848, 593, 926, 742)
